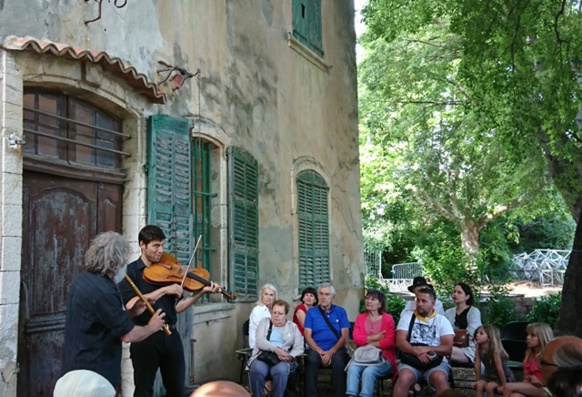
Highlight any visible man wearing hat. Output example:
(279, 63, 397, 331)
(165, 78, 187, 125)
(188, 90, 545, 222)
(401, 277, 445, 316)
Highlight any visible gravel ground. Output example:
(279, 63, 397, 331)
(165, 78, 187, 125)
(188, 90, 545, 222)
(504, 280, 562, 298)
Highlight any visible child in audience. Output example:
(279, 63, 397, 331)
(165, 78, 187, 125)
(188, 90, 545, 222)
(502, 323, 554, 397)
(472, 324, 516, 397)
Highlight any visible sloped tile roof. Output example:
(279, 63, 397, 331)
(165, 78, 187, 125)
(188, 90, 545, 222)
(1, 35, 167, 104)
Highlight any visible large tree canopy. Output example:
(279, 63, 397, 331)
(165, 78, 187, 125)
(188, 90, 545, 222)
(359, 20, 551, 262)
(362, 0, 582, 335)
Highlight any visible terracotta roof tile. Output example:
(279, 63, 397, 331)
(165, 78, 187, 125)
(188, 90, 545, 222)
(1, 36, 167, 104)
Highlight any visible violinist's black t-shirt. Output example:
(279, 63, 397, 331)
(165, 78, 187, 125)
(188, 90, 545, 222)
(118, 257, 179, 326)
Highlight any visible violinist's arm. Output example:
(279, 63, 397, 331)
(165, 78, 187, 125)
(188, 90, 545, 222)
(175, 282, 221, 313)
(124, 284, 183, 312)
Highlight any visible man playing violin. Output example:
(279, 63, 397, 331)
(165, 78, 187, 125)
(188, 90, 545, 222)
(60, 231, 166, 390)
(118, 225, 221, 397)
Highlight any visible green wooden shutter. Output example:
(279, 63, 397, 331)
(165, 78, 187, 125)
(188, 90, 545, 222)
(292, 0, 323, 57)
(228, 146, 259, 301)
(147, 115, 192, 264)
(308, 0, 323, 57)
(292, 0, 309, 46)
(297, 171, 329, 290)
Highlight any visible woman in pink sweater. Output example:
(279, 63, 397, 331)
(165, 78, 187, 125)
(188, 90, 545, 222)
(347, 289, 397, 397)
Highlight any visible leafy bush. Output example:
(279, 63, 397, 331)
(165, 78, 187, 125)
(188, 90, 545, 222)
(481, 284, 520, 330)
(526, 292, 561, 328)
(385, 293, 406, 325)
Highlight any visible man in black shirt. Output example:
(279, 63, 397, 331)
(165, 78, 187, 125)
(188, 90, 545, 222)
(119, 225, 221, 397)
(61, 231, 166, 389)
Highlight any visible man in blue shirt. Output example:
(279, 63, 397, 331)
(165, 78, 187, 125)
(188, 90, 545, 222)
(304, 283, 351, 397)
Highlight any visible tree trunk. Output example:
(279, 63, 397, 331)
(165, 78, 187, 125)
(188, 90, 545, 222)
(460, 223, 480, 266)
(554, 215, 582, 336)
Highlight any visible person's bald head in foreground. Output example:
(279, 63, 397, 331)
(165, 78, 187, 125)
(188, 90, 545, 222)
(541, 336, 582, 386)
(191, 381, 251, 397)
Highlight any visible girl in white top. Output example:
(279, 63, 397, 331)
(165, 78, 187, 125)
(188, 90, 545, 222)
(249, 283, 277, 348)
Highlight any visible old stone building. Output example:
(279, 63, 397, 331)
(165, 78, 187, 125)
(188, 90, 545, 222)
(0, 1, 362, 396)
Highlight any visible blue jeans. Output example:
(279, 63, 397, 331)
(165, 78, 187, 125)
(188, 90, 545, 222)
(248, 359, 297, 397)
(346, 360, 392, 397)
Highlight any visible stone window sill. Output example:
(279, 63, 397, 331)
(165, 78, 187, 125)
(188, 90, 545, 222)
(287, 32, 332, 72)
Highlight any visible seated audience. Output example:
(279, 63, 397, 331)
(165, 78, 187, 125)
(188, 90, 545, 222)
(502, 322, 554, 397)
(347, 289, 397, 397)
(393, 287, 454, 397)
(293, 286, 318, 335)
(472, 324, 515, 397)
(444, 282, 482, 365)
(541, 336, 582, 386)
(247, 299, 304, 397)
(547, 367, 582, 397)
(401, 277, 445, 316)
(249, 283, 277, 348)
(304, 283, 351, 397)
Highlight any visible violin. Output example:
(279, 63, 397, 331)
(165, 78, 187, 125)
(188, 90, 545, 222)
(143, 252, 237, 301)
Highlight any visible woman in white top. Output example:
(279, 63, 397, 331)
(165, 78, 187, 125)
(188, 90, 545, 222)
(249, 283, 277, 348)
(444, 282, 482, 365)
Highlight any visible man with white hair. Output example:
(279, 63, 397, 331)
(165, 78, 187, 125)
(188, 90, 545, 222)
(304, 283, 351, 397)
(60, 231, 166, 390)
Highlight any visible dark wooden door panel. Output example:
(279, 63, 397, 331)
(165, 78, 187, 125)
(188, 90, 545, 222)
(18, 171, 122, 396)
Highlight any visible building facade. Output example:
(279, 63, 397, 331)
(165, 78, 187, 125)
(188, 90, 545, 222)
(0, 1, 362, 396)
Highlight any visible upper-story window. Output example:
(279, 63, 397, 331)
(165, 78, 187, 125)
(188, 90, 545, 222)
(292, 0, 323, 57)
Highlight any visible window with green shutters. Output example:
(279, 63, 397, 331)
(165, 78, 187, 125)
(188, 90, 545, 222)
(192, 139, 217, 272)
(147, 118, 219, 275)
(297, 170, 330, 290)
(228, 146, 259, 302)
(292, 0, 324, 57)
(147, 115, 193, 264)
(147, 117, 259, 302)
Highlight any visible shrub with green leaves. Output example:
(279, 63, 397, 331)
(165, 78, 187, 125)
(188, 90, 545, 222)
(526, 292, 561, 328)
(481, 284, 520, 330)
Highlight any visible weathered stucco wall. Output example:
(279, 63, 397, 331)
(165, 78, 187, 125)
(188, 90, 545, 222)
(0, 0, 361, 394)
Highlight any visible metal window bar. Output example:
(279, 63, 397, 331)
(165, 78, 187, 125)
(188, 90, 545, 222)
(23, 128, 131, 157)
(23, 106, 131, 157)
(24, 107, 131, 138)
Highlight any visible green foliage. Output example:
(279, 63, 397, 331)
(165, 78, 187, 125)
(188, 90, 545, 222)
(509, 216, 575, 253)
(360, 0, 582, 334)
(363, 276, 406, 325)
(358, 14, 554, 268)
(526, 293, 562, 328)
(481, 284, 520, 330)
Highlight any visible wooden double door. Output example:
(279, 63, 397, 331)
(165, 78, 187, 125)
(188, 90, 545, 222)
(17, 170, 122, 396)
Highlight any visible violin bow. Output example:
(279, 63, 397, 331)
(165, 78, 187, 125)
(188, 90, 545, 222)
(179, 235, 202, 289)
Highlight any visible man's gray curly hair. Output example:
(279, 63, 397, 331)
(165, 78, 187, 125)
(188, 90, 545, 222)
(84, 231, 130, 277)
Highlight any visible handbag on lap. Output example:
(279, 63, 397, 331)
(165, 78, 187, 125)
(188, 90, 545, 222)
(399, 314, 443, 370)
